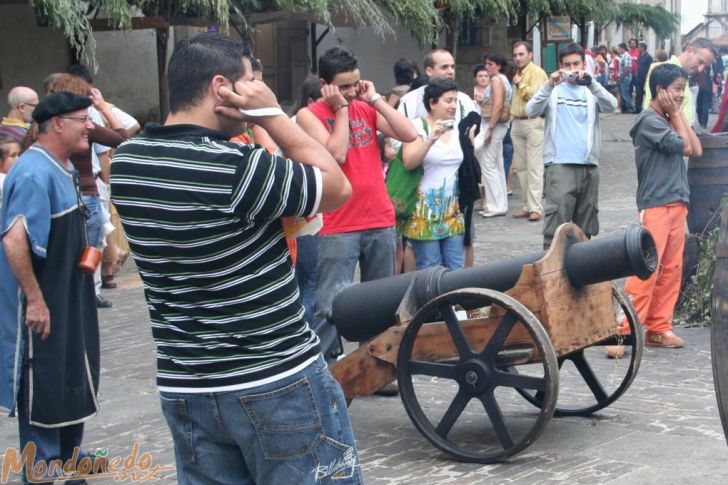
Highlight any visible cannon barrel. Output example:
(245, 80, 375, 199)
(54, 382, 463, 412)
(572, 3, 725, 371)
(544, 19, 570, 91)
(331, 224, 656, 342)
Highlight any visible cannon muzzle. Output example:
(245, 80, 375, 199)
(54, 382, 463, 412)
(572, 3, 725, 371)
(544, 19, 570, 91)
(331, 224, 656, 342)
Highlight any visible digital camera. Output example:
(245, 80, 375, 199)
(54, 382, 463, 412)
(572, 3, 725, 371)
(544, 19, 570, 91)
(561, 71, 578, 81)
(442, 120, 455, 130)
(576, 74, 593, 86)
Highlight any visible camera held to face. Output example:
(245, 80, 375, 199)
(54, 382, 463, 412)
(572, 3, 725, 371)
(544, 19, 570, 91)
(561, 71, 592, 86)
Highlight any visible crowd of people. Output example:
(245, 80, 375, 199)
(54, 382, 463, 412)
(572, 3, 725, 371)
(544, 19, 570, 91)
(588, 38, 724, 127)
(0, 31, 720, 484)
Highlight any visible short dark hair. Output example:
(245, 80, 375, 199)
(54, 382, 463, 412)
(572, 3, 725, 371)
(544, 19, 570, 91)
(318, 46, 358, 84)
(251, 57, 263, 72)
(424, 49, 451, 70)
(558, 42, 585, 63)
(689, 37, 719, 60)
(423, 78, 458, 113)
(618, 43, 627, 50)
(513, 41, 532, 53)
(67, 64, 93, 84)
(639, 42, 647, 50)
(649, 63, 687, 98)
(394, 58, 419, 86)
(484, 53, 507, 73)
(292, 74, 322, 114)
(629, 38, 638, 44)
(472, 64, 487, 78)
(167, 33, 246, 114)
(409, 74, 429, 91)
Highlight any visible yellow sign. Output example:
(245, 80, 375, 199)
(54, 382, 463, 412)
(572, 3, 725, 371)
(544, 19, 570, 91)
(546, 16, 572, 42)
(1, 442, 176, 483)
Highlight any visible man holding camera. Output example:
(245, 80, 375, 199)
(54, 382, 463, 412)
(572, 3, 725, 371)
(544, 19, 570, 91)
(526, 42, 617, 249)
(0, 92, 100, 484)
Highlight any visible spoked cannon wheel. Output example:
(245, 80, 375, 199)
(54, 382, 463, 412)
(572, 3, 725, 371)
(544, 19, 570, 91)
(396, 288, 559, 463)
(513, 284, 643, 417)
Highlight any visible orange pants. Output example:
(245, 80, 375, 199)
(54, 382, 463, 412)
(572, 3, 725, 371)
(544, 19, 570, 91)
(624, 202, 688, 335)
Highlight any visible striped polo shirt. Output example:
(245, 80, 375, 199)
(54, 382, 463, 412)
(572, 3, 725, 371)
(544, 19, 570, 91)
(110, 123, 322, 393)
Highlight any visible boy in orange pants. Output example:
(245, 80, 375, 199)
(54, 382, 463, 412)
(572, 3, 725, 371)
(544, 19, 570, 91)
(622, 63, 702, 350)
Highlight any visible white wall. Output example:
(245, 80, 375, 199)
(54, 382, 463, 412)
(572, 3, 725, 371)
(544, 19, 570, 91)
(314, 25, 430, 93)
(93, 29, 160, 123)
(0, 4, 161, 123)
(0, 4, 69, 107)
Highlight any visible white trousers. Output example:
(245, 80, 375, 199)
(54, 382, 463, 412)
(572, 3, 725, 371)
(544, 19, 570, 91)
(475, 122, 509, 214)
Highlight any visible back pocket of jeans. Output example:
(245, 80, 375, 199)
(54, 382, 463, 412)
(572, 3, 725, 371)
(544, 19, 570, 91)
(239, 377, 323, 459)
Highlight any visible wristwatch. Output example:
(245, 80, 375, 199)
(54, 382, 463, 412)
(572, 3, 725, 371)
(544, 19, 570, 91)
(368, 93, 382, 106)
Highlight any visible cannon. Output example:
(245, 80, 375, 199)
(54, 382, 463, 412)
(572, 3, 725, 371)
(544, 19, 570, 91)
(329, 223, 656, 463)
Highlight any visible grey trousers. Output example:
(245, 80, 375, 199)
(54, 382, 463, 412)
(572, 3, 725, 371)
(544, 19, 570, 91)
(542, 164, 600, 245)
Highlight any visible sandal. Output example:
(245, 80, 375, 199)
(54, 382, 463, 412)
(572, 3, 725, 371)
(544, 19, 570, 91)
(101, 275, 117, 289)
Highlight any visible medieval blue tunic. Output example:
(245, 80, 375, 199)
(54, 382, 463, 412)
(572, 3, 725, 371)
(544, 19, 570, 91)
(0, 145, 99, 427)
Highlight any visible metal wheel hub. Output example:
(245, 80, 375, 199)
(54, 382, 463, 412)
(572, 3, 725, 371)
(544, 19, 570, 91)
(458, 359, 492, 395)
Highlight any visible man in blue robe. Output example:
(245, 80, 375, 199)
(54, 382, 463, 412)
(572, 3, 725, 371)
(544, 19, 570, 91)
(0, 92, 100, 484)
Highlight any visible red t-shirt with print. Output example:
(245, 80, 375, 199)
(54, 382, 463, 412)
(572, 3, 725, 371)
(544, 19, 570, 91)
(306, 99, 394, 235)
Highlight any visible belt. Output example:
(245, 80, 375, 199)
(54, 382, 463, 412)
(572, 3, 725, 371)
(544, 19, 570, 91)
(512, 115, 544, 120)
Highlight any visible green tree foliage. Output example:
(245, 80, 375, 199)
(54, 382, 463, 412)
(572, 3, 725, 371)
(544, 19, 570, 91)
(512, 0, 677, 42)
(519, 0, 614, 20)
(611, 2, 679, 40)
(27, 0, 518, 64)
(27, 0, 680, 65)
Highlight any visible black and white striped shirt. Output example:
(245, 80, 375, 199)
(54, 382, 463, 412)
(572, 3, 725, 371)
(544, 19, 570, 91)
(111, 124, 322, 392)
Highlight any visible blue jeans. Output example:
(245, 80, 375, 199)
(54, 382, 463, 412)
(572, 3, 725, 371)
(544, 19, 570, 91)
(296, 235, 319, 327)
(619, 77, 634, 112)
(159, 355, 362, 485)
(503, 126, 514, 181)
(411, 235, 465, 270)
(81, 195, 102, 248)
(314, 227, 396, 359)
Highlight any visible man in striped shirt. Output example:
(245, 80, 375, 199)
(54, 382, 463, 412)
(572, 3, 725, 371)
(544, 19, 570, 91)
(111, 33, 360, 484)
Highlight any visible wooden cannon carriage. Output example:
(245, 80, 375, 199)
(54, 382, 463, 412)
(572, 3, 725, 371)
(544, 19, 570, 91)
(329, 223, 657, 463)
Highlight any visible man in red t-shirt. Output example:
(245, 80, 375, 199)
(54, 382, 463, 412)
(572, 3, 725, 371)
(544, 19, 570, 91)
(297, 46, 417, 361)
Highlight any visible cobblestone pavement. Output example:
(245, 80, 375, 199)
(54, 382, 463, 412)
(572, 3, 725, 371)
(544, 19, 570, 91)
(2, 112, 727, 484)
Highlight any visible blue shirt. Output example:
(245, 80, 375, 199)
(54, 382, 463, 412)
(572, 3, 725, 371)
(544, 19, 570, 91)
(553, 83, 590, 164)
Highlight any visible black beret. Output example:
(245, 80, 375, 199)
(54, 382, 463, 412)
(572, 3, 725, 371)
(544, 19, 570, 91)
(32, 92, 92, 124)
